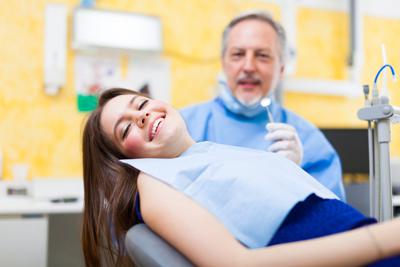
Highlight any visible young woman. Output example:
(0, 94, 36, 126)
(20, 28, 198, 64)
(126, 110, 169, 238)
(82, 88, 400, 267)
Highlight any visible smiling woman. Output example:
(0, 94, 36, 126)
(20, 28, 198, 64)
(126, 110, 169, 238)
(81, 88, 400, 267)
(98, 89, 193, 159)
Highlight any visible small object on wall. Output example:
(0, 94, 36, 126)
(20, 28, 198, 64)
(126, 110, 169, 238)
(44, 4, 68, 95)
(74, 54, 171, 112)
(74, 55, 122, 112)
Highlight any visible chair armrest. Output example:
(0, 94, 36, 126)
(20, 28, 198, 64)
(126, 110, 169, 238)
(125, 224, 194, 267)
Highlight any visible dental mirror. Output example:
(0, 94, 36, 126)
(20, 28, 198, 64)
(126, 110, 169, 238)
(261, 97, 274, 123)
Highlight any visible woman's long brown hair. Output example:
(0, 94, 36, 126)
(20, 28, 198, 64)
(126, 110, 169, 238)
(81, 88, 145, 266)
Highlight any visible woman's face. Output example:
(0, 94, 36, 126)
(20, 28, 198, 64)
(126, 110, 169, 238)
(100, 93, 192, 158)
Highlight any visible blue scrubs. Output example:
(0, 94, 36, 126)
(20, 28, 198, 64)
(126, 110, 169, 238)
(180, 97, 345, 200)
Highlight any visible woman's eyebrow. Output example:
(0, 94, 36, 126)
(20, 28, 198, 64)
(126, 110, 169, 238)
(129, 95, 137, 105)
(113, 95, 138, 139)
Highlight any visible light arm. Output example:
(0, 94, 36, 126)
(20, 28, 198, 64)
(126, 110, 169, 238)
(138, 173, 246, 267)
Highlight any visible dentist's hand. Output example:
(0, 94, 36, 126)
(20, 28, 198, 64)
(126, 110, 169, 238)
(265, 123, 303, 165)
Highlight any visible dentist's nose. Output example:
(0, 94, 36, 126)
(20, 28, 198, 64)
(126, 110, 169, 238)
(136, 112, 149, 128)
(243, 54, 256, 73)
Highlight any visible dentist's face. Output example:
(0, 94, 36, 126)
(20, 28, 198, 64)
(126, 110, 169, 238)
(222, 19, 284, 106)
(100, 94, 191, 158)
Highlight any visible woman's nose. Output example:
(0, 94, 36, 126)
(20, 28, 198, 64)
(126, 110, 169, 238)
(136, 112, 150, 128)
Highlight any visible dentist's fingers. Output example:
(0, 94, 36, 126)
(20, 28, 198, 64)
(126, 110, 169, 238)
(268, 140, 296, 152)
(266, 122, 296, 132)
(265, 130, 296, 142)
(264, 122, 303, 165)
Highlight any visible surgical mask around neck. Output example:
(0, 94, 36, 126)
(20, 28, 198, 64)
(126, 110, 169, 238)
(218, 79, 265, 118)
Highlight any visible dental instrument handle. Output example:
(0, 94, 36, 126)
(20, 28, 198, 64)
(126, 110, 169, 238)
(261, 98, 274, 124)
(363, 84, 370, 100)
(266, 107, 274, 124)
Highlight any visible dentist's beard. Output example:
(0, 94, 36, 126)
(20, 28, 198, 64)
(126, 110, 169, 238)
(236, 93, 263, 107)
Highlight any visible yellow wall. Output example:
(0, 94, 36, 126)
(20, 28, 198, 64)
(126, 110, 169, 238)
(0, 0, 278, 179)
(1, 1, 400, 179)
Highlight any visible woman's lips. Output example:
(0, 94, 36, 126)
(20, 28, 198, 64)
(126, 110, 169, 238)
(149, 115, 165, 141)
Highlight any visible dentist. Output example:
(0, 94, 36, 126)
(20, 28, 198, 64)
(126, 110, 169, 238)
(181, 10, 345, 200)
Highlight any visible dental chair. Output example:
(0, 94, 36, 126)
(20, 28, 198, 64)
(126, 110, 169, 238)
(125, 224, 194, 267)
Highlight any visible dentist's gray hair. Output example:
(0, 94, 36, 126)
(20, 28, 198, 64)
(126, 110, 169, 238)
(221, 10, 287, 63)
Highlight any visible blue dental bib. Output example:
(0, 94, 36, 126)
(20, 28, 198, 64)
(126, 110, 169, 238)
(122, 142, 337, 248)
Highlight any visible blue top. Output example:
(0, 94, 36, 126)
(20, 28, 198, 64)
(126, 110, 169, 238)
(122, 142, 337, 248)
(268, 193, 375, 246)
(180, 97, 345, 200)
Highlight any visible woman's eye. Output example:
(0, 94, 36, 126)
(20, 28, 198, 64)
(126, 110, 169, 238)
(122, 123, 132, 140)
(138, 99, 149, 110)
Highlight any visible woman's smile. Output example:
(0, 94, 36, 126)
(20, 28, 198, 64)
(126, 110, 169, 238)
(149, 114, 166, 141)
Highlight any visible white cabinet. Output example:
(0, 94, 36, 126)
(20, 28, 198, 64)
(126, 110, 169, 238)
(0, 179, 84, 267)
(0, 216, 48, 267)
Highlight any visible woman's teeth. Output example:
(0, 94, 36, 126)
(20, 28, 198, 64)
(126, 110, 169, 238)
(151, 118, 164, 140)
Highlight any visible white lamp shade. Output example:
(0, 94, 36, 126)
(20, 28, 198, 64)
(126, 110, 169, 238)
(72, 8, 163, 52)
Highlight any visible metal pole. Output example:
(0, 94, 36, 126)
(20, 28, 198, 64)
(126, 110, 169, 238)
(373, 122, 381, 220)
(367, 121, 375, 217)
(377, 119, 393, 221)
